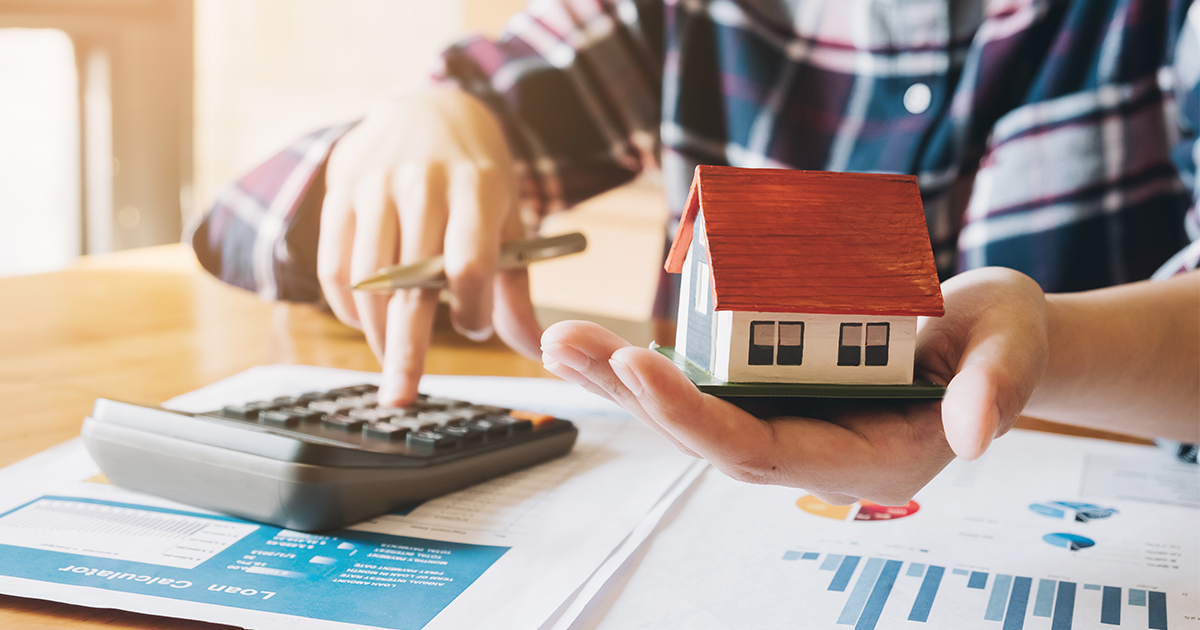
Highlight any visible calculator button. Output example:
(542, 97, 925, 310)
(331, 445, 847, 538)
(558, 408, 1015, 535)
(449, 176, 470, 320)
(422, 396, 470, 409)
(509, 410, 556, 428)
(407, 430, 459, 455)
(279, 407, 323, 423)
(259, 409, 306, 428)
(309, 400, 353, 415)
(417, 411, 463, 427)
(348, 408, 396, 423)
(220, 404, 261, 421)
(322, 414, 365, 431)
(295, 391, 328, 405)
(363, 421, 411, 442)
(467, 419, 510, 440)
(442, 425, 484, 445)
(272, 396, 299, 407)
(336, 396, 377, 410)
(487, 415, 533, 435)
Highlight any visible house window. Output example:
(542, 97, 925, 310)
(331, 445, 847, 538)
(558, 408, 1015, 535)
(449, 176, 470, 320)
(748, 321, 804, 366)
(778, 322, 804, 365)
(838, 324, 862, 366)
(865, 323, 890, 366)
(749, 321, 774, 365)
(695, 261, 710, 314)
(838, 323, 890, 366)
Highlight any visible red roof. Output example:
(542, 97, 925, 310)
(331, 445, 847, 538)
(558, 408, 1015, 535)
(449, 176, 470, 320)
(665, 165, 944, 317)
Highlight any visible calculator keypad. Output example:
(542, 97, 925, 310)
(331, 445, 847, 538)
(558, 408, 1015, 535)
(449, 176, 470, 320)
(214, 384, 557, 458)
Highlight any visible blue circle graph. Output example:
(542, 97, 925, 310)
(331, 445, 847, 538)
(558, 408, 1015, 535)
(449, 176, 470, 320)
(1043, 533, 1096, 551)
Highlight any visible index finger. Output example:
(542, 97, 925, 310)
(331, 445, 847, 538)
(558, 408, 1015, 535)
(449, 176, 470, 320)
(377, 164, 449, 406)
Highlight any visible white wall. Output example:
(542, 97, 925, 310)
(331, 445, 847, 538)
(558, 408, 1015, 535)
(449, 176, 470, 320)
(716, 312, 917, 385)
(0, 29, 80, 277)
(193, 0, 471, 223)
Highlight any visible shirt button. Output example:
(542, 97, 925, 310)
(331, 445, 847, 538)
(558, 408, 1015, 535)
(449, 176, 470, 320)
(904, 82, 932, 115)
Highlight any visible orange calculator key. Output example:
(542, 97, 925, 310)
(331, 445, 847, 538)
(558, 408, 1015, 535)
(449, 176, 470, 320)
(508, 410, 556, 427)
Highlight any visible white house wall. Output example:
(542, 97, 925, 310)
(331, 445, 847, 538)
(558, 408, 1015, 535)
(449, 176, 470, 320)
(715, 312, 917, 385)
(674, 246, 692, 354)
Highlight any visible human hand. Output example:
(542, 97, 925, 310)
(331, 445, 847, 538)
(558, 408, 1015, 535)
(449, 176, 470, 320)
(318, 85, 542, 406)
(540, 267, 1049, 505)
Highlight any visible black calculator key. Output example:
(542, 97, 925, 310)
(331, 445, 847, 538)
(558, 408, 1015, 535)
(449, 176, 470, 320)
(363, 421, 410, 442)
(309, 400, 354, 415)
(442, 425, 484, 444)
(322, 414, 365, 431)
(417, 411, 463, 427)
(348, 408, 396, 423)
(407, 430, 459, 455)
(422, 396, 470, 409)
(295, 391, 327, 405)
(272, 396, 299, 407)
(220, 404, 260, 420)
(260, 409, 306, 428)
(486, 415, 532, 435)
(467, 419, 510, 440)
(280, 407, 323, 423)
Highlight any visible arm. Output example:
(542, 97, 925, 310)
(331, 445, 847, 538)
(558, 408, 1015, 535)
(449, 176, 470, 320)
(540, 266, 1198, 505)
(1023, 272, 1200, 442)
(319, 0, 665, 406)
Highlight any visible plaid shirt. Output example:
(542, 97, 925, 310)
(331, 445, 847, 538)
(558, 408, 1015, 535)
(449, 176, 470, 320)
(189, 1, 1199, 463)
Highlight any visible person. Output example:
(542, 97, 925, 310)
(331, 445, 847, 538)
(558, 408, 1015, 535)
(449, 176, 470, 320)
(189, 0, 1199, 505)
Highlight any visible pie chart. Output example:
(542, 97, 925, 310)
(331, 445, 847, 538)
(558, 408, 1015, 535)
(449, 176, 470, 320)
(796, 495, 920, 522)
(1043, 533, 1095, 550)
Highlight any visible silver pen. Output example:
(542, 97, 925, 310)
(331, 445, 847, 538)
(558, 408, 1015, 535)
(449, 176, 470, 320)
(349, 232, 587, 292)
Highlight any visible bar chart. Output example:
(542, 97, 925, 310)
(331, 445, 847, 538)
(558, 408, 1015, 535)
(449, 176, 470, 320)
(781, 550, 1171, 629)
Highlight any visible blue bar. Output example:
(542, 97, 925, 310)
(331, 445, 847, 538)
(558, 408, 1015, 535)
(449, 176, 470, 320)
(952, 568, 969, 576)
(1148, 591, 1167, 629)
(821, 554, 846, 571)
(1101, 587, 1121, 625)
(968, 571, 989, 589)
(1003, 577, 1032, 630)
(1084, 584, 1102, 591)
(986, 574, 1013, 621)
(1052, 581, 1076, 630)
(1033, 579, 1056, 617)
(907, 563, 926, 577)
(802, 552, 820, 560)
(1129, 589, 1147, 606)
(829, 556, 861, 592)
(908, 565, 944, 622)
(837, 558, 884, 624)
(854, 559, 903, 630)
(782, 550, 802, 561)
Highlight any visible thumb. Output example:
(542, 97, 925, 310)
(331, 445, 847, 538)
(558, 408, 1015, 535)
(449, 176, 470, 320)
(941, 351, 1036, 461)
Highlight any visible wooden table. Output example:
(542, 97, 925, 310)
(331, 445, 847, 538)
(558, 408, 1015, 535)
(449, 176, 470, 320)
(0, 244, 1150, 629)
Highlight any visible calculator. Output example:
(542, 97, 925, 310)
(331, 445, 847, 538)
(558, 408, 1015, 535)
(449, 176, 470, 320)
(81, 384, 578, 532)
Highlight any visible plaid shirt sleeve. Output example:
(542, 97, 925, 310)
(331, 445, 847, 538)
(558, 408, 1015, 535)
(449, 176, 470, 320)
(187, 124, 354, 303)
(1155, 0, 1200, 279)
(438, 0, 664, 222)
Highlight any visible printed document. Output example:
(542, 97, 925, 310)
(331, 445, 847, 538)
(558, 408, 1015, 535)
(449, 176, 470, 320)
(0, 366, 697, 630)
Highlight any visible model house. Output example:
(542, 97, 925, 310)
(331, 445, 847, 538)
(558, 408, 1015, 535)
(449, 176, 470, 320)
(665, 165, 944, 386)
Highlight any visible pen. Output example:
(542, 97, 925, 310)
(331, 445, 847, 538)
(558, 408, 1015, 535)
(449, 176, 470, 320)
(349, 232, 587, 292)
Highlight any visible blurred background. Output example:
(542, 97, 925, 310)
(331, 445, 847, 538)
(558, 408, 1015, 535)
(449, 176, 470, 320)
(0, 0, 666, 327)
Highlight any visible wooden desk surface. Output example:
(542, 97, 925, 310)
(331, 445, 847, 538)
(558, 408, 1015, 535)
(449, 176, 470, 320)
(0, 244, 1151, 629)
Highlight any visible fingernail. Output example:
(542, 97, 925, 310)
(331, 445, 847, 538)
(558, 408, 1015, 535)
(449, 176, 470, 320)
(541, 342, 590, 372)
(609, 357, 643, 396)
(542, 353, 594, 388)
(451, 316, 494, 342)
